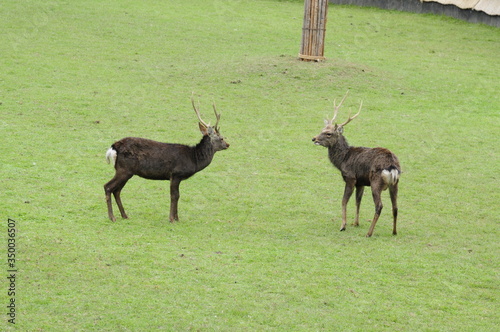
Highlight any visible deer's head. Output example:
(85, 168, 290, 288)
(192, 95, 230, 151)
(312, 91, 362, 147)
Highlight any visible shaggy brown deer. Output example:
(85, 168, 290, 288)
(104, 96, 229, 222)
(312, 92, 401, 237)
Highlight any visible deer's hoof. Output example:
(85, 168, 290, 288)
(340, 227, 346, 232)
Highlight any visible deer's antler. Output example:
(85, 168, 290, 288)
(337, 100, 362, 128)
(212, 101, 221, 133)
(330, 91, 350, 124)
(191, 93, 210, 128)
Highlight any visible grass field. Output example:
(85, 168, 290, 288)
(1, 0, 499, 330)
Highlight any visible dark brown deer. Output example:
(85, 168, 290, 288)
(312, 92, 401, 237)
(104, 96, 229, 222)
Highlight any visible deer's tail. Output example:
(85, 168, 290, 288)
(106, 147, 117, 166)
(381, 166, 400, 186)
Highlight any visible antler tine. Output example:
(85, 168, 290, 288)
(331, 90, 350, 123)
(338, 100, 363, 128)
(191, 93, 210, 128)
(330, 100, 339, 124)
(212, 101, 221, 132)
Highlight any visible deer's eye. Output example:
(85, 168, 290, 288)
(326, 133, 332, 137)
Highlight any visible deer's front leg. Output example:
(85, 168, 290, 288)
(340, 181, 355, 231)
(169, 178, 181, 222)
(353, 185, 364, 227)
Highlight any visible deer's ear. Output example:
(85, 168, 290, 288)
(337, 126, 344, 134)
(199, 122, 208, 135)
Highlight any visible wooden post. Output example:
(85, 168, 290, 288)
(299, 0, 329, 61)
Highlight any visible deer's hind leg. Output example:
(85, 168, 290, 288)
(366, 181, 385, 237)
(104, 172, 133, 221)
(389, 184, 398, 235)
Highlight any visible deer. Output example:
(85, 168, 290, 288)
(312, 92, 401, 237)
(104, 95, 229, 222)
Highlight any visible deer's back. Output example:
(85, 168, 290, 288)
(341, 146, 400, 186)
(112, 137, 196, 180)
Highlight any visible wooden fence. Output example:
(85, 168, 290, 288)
(299, 0, 329, 61)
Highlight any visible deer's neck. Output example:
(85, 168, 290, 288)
(193, 135, 215, 171)
(328, 135, 350, 169)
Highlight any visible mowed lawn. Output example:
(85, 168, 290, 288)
(1, 0, 499, 330)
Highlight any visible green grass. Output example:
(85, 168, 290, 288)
(1, 0, 499, 330)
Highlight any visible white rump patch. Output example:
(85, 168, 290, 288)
(381, 169, 399, 185)
(106, 147, 117, 166)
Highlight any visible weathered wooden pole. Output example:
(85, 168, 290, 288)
(299, 0, 329, 61)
